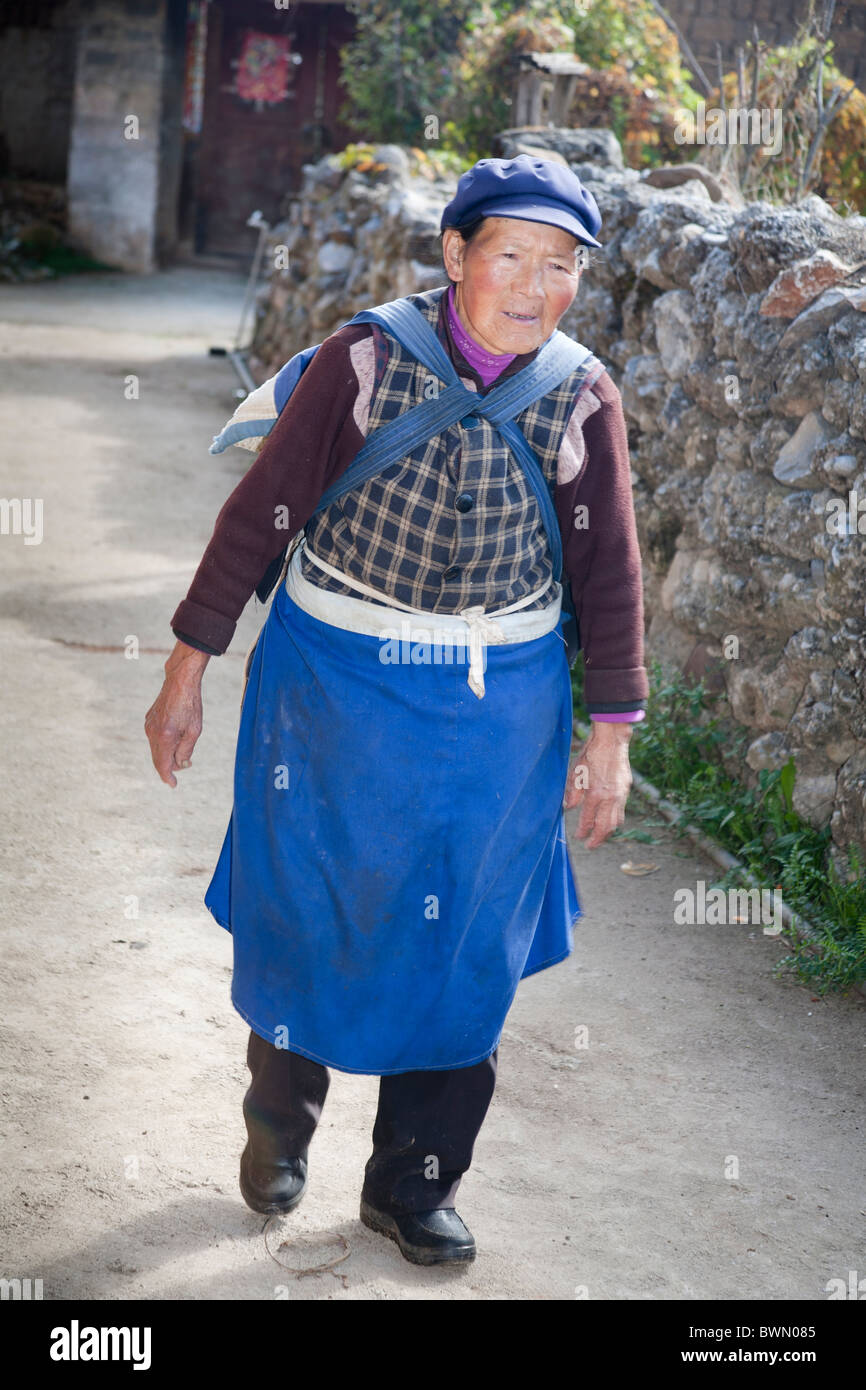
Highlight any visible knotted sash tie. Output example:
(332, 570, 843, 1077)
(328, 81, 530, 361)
(295, 540, 557, 699)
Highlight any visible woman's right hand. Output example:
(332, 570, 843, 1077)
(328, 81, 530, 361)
(145, 641, 210, 787)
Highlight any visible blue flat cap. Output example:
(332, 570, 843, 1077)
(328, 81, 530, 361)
(440, 154, 603, 248)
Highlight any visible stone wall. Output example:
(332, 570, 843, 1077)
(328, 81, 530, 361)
(664, 0, 866, 95)
(249, 132, 866, 862)
(66, 0, 173, 273)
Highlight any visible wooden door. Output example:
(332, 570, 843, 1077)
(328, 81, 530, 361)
(195, 0, 356, 259)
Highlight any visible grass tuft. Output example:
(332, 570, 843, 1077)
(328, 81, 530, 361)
(572, 656, 866, 994)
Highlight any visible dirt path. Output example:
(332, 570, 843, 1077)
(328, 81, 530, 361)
(0, 269, 863, 1301)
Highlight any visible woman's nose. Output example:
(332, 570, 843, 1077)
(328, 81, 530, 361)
(510, 259, 547, 298)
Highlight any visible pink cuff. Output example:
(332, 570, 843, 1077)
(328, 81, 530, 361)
(590, 710, 645, 723)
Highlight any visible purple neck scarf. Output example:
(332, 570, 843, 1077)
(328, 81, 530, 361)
(446, 283, 517, 388)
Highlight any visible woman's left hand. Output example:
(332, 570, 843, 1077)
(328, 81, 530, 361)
(563, 723, 633, 849)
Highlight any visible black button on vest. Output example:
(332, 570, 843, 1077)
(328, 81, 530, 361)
(442, 566, 461, 582)
(461, 414, 480, 428)
(455, 493, 474, 513)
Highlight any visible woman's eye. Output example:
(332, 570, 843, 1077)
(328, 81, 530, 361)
(500, 253, 572, 269)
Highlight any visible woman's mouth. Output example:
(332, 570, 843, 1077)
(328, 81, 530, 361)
(503, 311, 537, 322)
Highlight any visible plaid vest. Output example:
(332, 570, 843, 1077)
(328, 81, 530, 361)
(302, 285, 603, 614)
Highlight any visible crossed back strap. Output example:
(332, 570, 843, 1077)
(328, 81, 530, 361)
(310, 298, 593, 580)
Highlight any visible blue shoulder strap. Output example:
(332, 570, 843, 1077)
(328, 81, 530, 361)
(345, 297, 589, 425)
(254, 295, 596, 604)
(312, 297, 593, 579)
(274, 344, 319, 412)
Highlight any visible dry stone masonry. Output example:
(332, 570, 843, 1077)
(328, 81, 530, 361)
(249, 129, 866, 862)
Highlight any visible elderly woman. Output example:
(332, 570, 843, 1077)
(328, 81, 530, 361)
(145, 155, 647, 1266)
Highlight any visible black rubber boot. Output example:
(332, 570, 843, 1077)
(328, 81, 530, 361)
(360, 1198, 476, 1265)
(240, 1030, 329, 1216)
(240, 1146, 308, 1216)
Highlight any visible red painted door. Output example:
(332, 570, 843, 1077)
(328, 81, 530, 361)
(196, 0, 357, 259)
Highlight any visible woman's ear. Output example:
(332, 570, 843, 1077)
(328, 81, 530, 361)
(441, 228, 465, 284)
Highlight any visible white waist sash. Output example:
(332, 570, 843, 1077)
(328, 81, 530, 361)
(283, 537, 563, 699)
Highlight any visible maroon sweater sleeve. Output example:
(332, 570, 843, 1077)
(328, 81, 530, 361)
(557, 369, 649, 714)
(170, 326, 370, 653)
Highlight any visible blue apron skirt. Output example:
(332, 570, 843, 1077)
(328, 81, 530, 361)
(205, 563, 582, 1076)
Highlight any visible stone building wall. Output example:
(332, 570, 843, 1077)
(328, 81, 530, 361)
(65, 0, 180, 274)
(0, 0, 81, 181)
(249, 132, 866, 861)
(663, 0, 866, 93)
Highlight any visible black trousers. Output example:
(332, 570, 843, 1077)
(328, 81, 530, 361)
(243, 1029, 498, 1214)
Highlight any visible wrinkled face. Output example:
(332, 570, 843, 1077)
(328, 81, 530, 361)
(441, 215, 582, 356)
